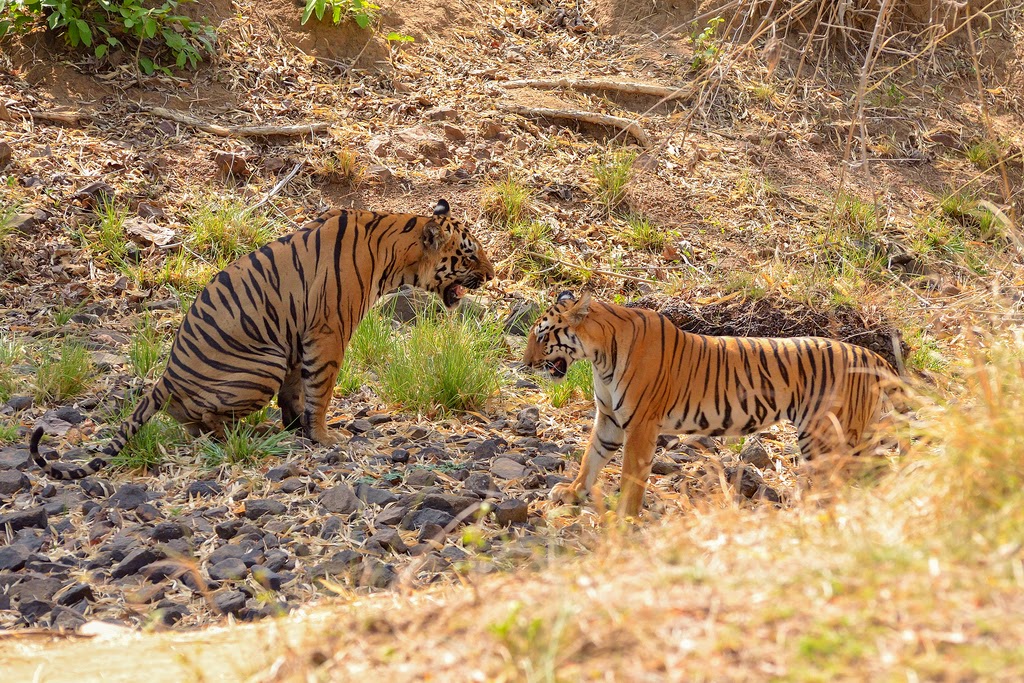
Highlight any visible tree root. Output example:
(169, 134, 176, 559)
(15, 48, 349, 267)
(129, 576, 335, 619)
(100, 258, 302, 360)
(145, 107, 329, 138)
(497, 103, 652, 148)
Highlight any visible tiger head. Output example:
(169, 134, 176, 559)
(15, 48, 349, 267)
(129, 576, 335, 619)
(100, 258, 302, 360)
(523, 291, 592, 381)
(420, 199, 495, 307)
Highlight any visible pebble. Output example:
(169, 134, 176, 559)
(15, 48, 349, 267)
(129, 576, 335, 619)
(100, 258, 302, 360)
(244, 499, 287, 519)
(514, 406, 540, 436)
(110, 548, 163, 579)
(209, 558, 248, 581)
(319, 483, 361, 514)
(0, 448, 32, 470)
(0, 545, 30, 571)
(494, 499, 529, 526)
(405, 469, 438, 487)
(490, 457, 527, 480)
(213, 589, 247, 615)
(187, 480, 223, 497)
(739, 438, 772, 469)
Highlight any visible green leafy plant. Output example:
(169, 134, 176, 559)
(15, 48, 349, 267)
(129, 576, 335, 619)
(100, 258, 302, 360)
(379, 314, 505, 414)
(335, 309, 397, 396)
(690, 16, 724, 71)
(34, 338, 94, 403)
(301, 0, 378, 28)
(0, 0, 216, 74)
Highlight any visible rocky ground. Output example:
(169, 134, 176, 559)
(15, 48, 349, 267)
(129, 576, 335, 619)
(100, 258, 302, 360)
(0, 304, 790, 632)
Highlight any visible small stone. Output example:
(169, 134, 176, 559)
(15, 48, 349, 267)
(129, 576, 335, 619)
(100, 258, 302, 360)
(188, 480, 223, 498)
(74, 180, 115, 206)
(375, 505, 408, 526)
(266, 464, 301, 482)
(368, 528, 409, 554)
(442, 124, 467, 141)
(490, 457, 526, 480)
(244, 499, 286, 519)
(348, 418, 373, 434)
(56, 582, 94, 606)
(0, 470, 30, 494)
(148, 522, 188, 542)
(251, 565, 284, 591)
(319, 483, 361, 514)
(514, 406, 541, 437)
(405, 469, 438, 488)
(739, 439, 772, 469)
(494, 499, 529, 526)
(0, 141, 12, 168)
(0, 545, 30, 571)
(5, 395, 34, 412)
(425, 106, 458, 121)
(422, 493, 481, 516)
(124, 583, 166, 604)
(209, 558, 248, 581)
(358, 558, 397, 589)
(213, 590, 247, 615)
(401, 508, 454, 531)
(0, 506, 47, 531)
(651, 460, 682, 476)
(319, 516, 344, 540)
(135, 503, 160, 521)
(155, 603, 189, 626)
(111, 548, 163, 579)
(213, 151, 247, 177)
(365, 164, 393, 182)
(109, 483, 149, 510)
(416, 523, 446, 543)
(137, 202, 165, 220)
(504, 300, 541, 336)
(263, 549, 291, 572)
(19, 599, 54, 624)
(379, 288, 439, 324)
(463, 472, 495, 496)
(215, 520, 242, 540)
(481, 121, 504, 139)
(723, 465, 767, 499)
(354, 483, 400, 507)
(276, 477, 303, 494)
(440, 546, 469, 563)
(531, 455, 565, 472)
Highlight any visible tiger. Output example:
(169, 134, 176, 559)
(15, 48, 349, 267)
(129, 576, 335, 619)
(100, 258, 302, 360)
(31, 199, 495, 479)
(523, 291, 901, 517)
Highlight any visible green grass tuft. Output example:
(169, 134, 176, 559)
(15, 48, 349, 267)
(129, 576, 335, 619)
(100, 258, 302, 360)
(379, 314, 505, 414)
(0, 331, 25, 402)
(593, 150, 636, 210)
(544, 360, 594, 408)
(0, 421, 18, 443)
(201, 422, 293, 467)
(482, 177, 534, 226)
(34, 339, 94, 404)
(187, 197, 282, 262)
(623, 214, 665, 252)
(129, 313, 166, 379)
(110, 413, 186, 471)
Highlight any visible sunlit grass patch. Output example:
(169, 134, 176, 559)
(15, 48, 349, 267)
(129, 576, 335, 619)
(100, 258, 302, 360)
(623, 214, 665, 252)
(483, 177, 534, 226)
(33, 338, 94, 404)
(201, 422, 293, 467)
(187, 197, 283, 262)
(110, 413, 186, 472)
(335, 309, 398, 397)
(0, 331, 25, 402)
(314, 149, 362, 184)
(155, 250, 222, 299)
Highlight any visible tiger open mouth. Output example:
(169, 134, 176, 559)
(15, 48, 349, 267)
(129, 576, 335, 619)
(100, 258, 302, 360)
(442, 282, 468, 308)
(547, 357, 568, 379)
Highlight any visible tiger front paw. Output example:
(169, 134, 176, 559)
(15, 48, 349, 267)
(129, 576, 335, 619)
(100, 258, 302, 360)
(550, 481, 587, 506)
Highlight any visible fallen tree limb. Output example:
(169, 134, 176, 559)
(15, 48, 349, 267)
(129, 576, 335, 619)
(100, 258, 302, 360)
(145, 106, 329, 138)
(498, 104, 652, 148)
(502, 78, 694, 101)
(0, 107, 90, 126)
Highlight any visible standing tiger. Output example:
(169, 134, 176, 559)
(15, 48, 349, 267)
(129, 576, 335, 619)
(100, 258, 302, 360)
(31, 200, 495, 479)
(524, 292, 901, 517)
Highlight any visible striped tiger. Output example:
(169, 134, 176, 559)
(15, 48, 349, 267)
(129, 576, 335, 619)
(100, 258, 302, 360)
(524, 291, 901, 517)
(31, 199, 495, 479)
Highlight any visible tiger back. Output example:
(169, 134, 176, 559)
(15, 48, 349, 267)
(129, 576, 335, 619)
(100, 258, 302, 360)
(32, 199, 494, 479)
(524, 291, 900, 517)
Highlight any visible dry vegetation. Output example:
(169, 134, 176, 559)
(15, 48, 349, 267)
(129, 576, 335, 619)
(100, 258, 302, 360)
(1, 0, 1024, 679)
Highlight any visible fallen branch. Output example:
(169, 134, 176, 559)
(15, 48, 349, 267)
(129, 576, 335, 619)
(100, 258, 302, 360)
(247, 162, 305, 214)
(498, 104, 652, 148)
(1, 107, 89, 126)
(145, 106, 329, 138)
(502, 78, 694, 101)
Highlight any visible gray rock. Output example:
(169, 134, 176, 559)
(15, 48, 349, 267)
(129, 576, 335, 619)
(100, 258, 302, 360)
(0, 506, 47, 531)
(110, 548, 163, 579)
(514, 406, 541, 437)
(319, 516, 344, 539)
(279, 477, 306, 494)
(209, 558, 248, 581)
(5, 395, 33, 412)
(401, 508, 454, 531)
(723, 465, 769, 500)
(51, 406, 85, 425)
(187, 480, 223, 498)
(417, 523, 446, 543)
(490, 457, 526, 480)
(440, 546, 469, 563)
(375, 505, 408, 526)
(215, 520, 242, 540)
(148, 522, 188, 542)
(251, 565, 285, 591)
(358, 558, 397, 589)
(405, 469, 438, 487)
(244, 499, 286, 519)
(0, 470, 30, 494)
(51, 605, 86, 630)
(463, 472, 496, 496)
(19, 599, 54, 624)
(209, 543, 247, 565)
(0, 545, 30, 571)
(7, 577, 63, 603)
(739, 438, 772, 469)
(421, 493, 481, 516)
(213, 589, 247, 615)
(379, 288, 440, 324)
(651, 460, 682, 476)
(368, 528, 408, 554)
(0, 140, 11, 169)
(56, 582, 94, 606)
(503, 300, 541, 336)
(0, 448, 32, 470)
(354, 483, 400, 507)
(109, 483, 149, 510)
(319, 483, 361, 514)
(532, 455, 565, 471)
(494, 499, 529, 526)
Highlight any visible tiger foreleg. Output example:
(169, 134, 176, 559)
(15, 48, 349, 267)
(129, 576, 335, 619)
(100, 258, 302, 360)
(617, 423, 658, 518)
(300, 335, 344, 445)
(550, 409, 623, 506)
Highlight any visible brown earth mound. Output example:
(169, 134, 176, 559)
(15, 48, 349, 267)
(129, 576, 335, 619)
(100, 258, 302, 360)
(629, 293, 907, 371)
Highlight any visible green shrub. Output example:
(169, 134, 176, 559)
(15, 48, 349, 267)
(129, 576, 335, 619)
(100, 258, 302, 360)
(379, 314, 505, 414)
(301, 0, 378, 28)
(0, 331, 23, 402)
(0, 0, 216, 74)
(187, 198, 282, 262)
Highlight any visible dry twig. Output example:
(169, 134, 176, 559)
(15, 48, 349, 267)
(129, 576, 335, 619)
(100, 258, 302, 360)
(497, 104, 652, 148)
(502, 78, 694, 101)
(145, 107, 329, 138)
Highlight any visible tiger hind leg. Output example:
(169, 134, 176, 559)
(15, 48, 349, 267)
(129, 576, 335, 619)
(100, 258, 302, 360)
(278, 366, 304, 431)
(617, 423, 658, 518)
(299, 332, 344, 445)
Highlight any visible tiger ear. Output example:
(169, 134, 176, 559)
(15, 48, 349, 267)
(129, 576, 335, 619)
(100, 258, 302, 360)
(566, 292, 592, 325)
(433, 199, 450, 217)
(422, 219, 445, 251)
(556, 291, 576, 304)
